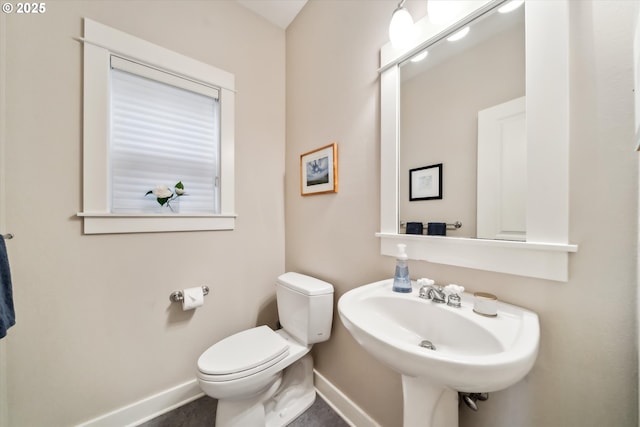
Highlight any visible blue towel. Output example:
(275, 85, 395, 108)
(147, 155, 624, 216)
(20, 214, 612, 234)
(427, 222, 447, 236)
(0, 236, 15, 338)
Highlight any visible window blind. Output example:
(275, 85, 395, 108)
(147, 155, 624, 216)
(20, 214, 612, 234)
(110, 56, 220, 214)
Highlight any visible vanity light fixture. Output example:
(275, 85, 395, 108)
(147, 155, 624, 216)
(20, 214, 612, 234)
(410, 51, 429, 62)
(446, 26, 470, 42)
(389, 0, 416, 49)
(498, 0, 525, 14)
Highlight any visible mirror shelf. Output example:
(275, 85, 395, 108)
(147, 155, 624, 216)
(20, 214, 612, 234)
(376, 232, 577, 282)
(378, 0, 577, 282)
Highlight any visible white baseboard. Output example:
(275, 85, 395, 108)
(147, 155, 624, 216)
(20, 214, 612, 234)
(76, 370, 377, 427)
(75, 379, 204, 427)
(313, 369, 381, 427)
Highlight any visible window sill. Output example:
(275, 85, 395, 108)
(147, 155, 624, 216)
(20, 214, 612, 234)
(77, 212, 236, 234)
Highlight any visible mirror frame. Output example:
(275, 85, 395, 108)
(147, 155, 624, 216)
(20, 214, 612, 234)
(377, 0, 577, 281)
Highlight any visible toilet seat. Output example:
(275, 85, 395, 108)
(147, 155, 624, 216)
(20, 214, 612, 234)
(198, 325, 290, 382)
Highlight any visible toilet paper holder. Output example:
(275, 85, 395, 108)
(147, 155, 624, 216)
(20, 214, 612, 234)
(169, 286, 210, 303)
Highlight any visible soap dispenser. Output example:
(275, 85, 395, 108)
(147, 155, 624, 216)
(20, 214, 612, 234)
(392, 243, 412, 293)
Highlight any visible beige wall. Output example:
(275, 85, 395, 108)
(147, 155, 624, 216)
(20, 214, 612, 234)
(1, 1, 285, 425)
(285, 1, 403, 424)
(287, 1, 638, 427)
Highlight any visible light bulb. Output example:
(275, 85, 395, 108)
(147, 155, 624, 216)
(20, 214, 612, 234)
(446, 26, 470, 42)
(410, 51, 429, 62)
(389, 6, 415, 49)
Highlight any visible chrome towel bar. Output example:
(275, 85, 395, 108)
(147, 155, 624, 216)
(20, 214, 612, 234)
(400, 221, 462, 230)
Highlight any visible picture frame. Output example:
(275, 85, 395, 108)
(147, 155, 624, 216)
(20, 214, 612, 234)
(409, 163, 442, 201)
(300, 143, 338, 196)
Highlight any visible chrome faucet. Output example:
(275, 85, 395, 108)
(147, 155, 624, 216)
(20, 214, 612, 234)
(418, 279, 447, 303)
(427, 285, 447, 303)
(418, 280, 465, 307)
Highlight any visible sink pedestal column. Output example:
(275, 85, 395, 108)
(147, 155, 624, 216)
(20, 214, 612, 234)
(402, 376, 458, 427)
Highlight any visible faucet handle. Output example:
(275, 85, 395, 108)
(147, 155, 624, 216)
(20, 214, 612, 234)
(417, 278, 435, 287)
(418, 286, 429, 299)
(447, 293, 462, 308)
(417, 278, 436, 299)
(445, 284, 464, 294)
(418, 284, 434, 299)
(445, 284, 465, 308)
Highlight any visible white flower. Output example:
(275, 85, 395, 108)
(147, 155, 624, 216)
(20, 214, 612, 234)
(152, 185, 173, 198)
(146, 181, 185, 209)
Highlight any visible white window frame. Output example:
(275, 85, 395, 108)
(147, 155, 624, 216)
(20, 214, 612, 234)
(78, 18, 236, 234)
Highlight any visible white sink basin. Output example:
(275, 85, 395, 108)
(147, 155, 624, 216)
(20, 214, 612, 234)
(338, 279, 539, 427)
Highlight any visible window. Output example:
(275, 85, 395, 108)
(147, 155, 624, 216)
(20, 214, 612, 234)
(78, 19, 235, 234)
(110, 57, 220, 214)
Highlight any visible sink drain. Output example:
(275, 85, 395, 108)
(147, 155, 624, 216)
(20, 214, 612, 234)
(419, 340, 436, 350)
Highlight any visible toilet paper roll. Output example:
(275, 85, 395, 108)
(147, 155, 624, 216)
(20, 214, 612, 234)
(182, 287, 204, 311)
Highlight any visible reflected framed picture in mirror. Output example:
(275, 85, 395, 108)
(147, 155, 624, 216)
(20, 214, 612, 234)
(300, 143, 338, 196)
(409, 163, 442, 201)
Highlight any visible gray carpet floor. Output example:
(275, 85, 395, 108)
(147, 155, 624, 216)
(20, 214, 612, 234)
(139, 394, 349, 427)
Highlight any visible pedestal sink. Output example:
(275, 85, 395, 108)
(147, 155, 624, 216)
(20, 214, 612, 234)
(338, 279, 539, 427)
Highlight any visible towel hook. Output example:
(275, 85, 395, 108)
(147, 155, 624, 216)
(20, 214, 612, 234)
(2, 233, 13, 240)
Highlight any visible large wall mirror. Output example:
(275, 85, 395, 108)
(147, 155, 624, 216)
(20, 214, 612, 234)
(378, 0, 577, 281)
(399, 5, 525, 240)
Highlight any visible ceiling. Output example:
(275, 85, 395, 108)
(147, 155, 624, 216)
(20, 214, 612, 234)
(235, 0, 308, 29)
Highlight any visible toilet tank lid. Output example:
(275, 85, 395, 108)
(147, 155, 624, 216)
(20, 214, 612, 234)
(277, 272, 334, 296)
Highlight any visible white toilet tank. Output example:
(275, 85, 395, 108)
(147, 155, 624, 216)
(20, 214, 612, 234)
(276, 272, 334, 345)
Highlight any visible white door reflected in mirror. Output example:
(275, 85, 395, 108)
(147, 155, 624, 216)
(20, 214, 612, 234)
(477, 96, 526, 241)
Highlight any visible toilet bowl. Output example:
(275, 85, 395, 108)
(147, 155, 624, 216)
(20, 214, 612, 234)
(196, 272, 334, 427)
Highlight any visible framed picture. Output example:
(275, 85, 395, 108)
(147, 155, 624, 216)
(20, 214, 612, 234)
(409, 163, 442, 201)
(300, 143, 338, 196)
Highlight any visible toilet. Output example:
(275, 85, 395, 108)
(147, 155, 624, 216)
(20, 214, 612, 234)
(196, 272, 334, 427)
